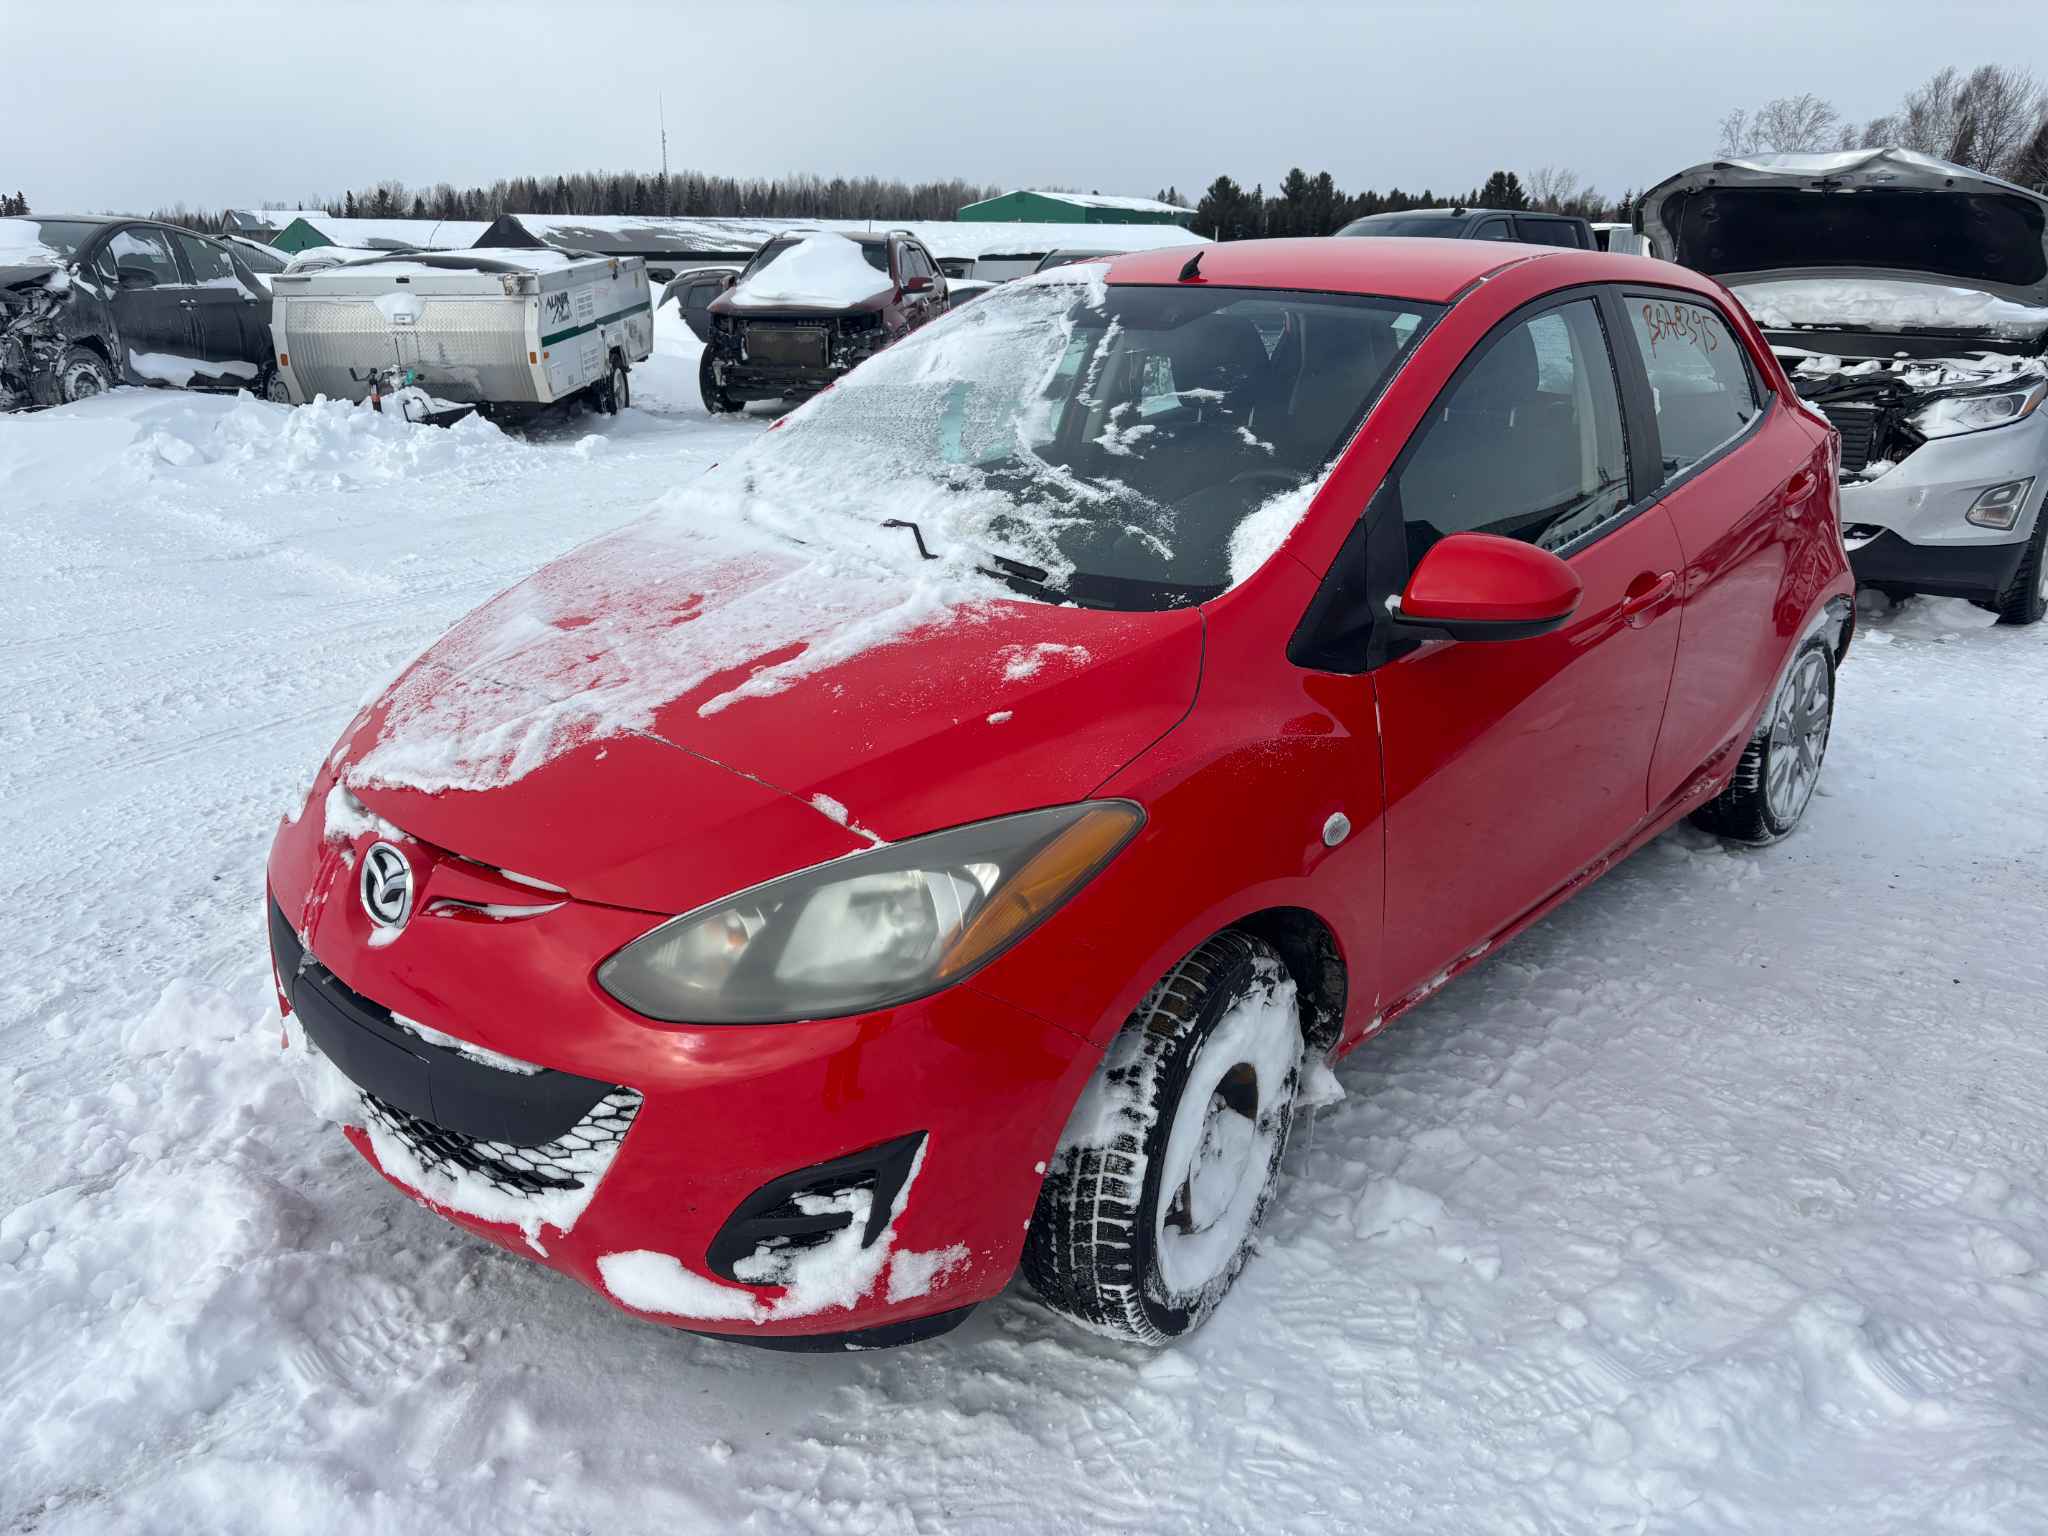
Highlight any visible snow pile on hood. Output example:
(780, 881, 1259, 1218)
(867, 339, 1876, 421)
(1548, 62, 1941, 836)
(1734, 278, 2048, 340)
(345, 452, 1020, 793)
(0, 217, 63, 270)
(346, 277, 1110, 795)
(726, 233, 892, 311)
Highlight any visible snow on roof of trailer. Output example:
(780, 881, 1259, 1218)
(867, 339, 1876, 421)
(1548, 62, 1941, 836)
(489, 213, 1206, 261)
(294, 248, 589, 278)
(274, 216, 495, 250)
(968, 190, 1192, 215)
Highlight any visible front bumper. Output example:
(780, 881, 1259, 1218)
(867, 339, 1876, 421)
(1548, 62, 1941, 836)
(266, 800, 1099, 1348)
(1845, 527, 2031, 600)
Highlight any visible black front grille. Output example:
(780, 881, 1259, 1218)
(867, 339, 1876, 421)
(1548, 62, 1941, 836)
(745, 324, 830, 367)
(362, 1088, 642, 1201)
(1821, 404, 1880, 474)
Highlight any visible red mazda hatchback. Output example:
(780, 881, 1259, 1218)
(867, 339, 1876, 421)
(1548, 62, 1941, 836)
(267, 238, 1853, 1349)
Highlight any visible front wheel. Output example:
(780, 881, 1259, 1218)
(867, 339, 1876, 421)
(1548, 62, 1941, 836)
(56, 346, 112, 404)
(1992, 514, 2048, 626)
(1691, 638, 1835, 844)
(698, 350, 738, 415)
(1023, 931, 1303, 1344)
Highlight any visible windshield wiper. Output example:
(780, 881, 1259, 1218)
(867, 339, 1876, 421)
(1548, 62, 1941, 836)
(880, 518, 940, 560)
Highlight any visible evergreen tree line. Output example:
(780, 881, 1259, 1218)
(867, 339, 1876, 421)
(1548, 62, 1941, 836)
(1189, 168, 1635, 242)
(0, 191, 29, 216)
(128, 170, 1004, 234)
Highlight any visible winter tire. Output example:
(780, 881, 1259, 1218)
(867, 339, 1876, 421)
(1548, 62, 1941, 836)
(1991, 514, 2048, 626)
(1022, 930, 1303, 1344)
(56, 346, 112, 404)
(698, 350, 738, 415)
(1691, 637, 1835, 845)
(597, 355, 630, 416)
(260, 366, 292, 406)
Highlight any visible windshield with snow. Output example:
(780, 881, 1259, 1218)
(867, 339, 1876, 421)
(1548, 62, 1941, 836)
(748, 274, 1438, 608)
(0, 218, 98, 264)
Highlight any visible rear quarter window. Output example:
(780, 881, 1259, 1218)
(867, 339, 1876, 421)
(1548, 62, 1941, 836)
(1620, 294, 1762, 477)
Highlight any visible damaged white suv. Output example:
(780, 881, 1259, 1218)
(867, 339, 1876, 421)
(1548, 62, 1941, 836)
(1644, 148, 2048, 624)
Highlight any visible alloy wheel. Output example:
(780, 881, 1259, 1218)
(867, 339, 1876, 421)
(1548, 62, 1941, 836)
(1765, 649, 1831, 826)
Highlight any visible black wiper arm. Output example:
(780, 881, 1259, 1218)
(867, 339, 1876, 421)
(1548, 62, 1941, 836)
(880, 518, 939, 560)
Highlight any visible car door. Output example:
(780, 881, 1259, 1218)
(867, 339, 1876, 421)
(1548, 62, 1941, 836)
(1370, 293, 1684, 1004)
(682, 273, 731, 342)
(898, 244, 940, 329)
(1611, 289, 1825, 810)
(100, 225, 194, 376)
(173, 232, 267, 385)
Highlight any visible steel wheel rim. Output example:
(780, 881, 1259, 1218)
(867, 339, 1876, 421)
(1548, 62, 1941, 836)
(1765, 651, 1830, 824)
(1167, 1065, 1261, 1241)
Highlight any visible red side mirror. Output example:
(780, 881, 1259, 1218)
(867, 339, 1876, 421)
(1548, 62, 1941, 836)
(1396, 532, 1582, 642)
(903, 274, 933, 294)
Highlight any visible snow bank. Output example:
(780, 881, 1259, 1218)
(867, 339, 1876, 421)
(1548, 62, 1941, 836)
(726, 232, 892, 311)
(1735, 277, 2048, 339)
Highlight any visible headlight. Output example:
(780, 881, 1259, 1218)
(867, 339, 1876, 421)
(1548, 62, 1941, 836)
(1911, 381, 2047, 439)
(596, 801, 1144, 1023)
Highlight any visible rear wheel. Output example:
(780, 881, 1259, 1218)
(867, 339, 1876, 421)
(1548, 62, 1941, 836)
(1691, 638, 1835, 845)
(1992, 515, 2048, 626)
(698, 350, 739, 415)
(1022, 931, 1302, 1343)
(56, 346, 112, 404)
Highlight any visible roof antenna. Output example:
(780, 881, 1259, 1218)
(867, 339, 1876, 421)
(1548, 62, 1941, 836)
(1178, 249, 1204, 282)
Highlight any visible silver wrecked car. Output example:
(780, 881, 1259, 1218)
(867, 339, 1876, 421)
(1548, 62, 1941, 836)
(1644, 148, 2048, 624)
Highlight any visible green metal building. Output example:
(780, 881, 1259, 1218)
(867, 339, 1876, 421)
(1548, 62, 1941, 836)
(956, 191, 1194, 226)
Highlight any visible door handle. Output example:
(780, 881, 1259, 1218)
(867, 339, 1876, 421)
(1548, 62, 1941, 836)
(1621, 570, 1677, 627)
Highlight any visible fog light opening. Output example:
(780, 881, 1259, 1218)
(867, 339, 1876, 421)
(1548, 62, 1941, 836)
(1965, 478, 2035, 531)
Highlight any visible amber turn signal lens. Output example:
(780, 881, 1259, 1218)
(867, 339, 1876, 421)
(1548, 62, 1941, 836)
(934, 803, 1143, 983)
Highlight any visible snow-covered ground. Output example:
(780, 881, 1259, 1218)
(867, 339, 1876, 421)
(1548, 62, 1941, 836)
(3, 308, 2047, 1533)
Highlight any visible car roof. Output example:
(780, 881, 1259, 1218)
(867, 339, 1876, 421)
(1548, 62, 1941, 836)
(1093, 237, 1551, 303)
(1095, 237, 1705, 306)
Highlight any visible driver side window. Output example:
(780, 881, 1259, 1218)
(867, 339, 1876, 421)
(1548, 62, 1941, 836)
(106, 227, 181, 288)
(1395, 299, 1631, 562)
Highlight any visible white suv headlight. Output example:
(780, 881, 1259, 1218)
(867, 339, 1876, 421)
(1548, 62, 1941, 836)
(596, 801, 1143, 1024)
(1911, 381, 2047, 439)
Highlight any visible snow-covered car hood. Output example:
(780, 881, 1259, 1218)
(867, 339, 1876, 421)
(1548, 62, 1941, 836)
(1643, 148, 2048, 331)
(335, 506, 1203, 913)
(0, 259, 63, 291)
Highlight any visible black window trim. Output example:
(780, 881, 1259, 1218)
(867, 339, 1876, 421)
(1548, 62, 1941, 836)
(1610, 282, 1777, 508)
(1289, 282, 1660, 675)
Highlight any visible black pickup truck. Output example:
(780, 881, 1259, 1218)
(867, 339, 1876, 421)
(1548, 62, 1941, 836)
(1336, 207, 1598, 248)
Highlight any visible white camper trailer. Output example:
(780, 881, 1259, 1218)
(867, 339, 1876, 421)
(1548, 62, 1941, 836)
(269, 248, 652, 415)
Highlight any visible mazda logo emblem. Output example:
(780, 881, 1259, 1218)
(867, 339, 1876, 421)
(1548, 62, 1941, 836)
(360, 842, 414, 931)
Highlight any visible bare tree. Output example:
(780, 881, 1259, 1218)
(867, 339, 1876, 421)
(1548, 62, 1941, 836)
(1835, 66, 2048, 178)
(1719, 94, 1842, 157)
(1524, 165, 1590, 212)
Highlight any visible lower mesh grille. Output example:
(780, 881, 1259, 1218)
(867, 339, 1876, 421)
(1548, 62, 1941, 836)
(361, 1088, 643, 1201)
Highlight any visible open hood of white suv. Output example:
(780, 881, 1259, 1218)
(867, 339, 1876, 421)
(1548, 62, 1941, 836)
(1643, 149, 2048, 327)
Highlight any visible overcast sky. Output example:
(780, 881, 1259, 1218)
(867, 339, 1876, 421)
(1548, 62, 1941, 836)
(11, 0, 2039, 215)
